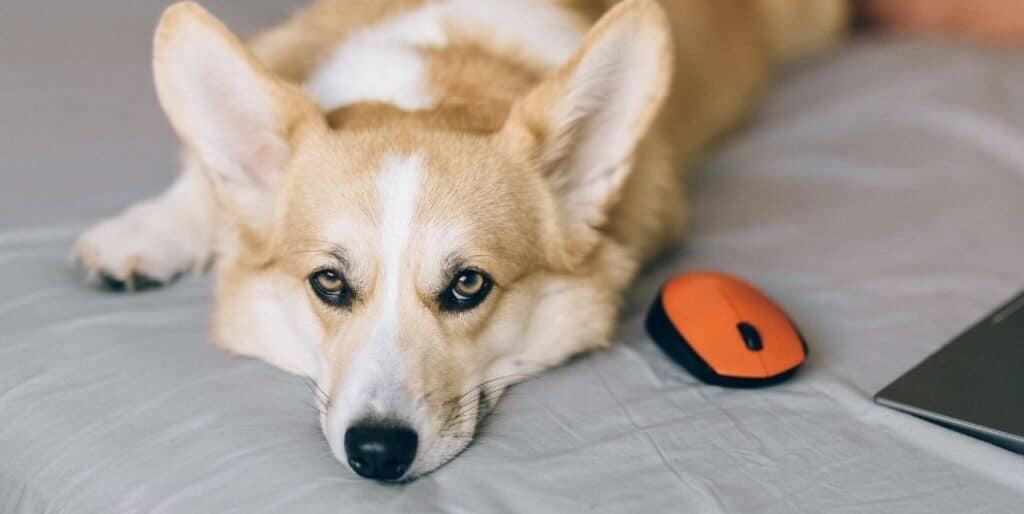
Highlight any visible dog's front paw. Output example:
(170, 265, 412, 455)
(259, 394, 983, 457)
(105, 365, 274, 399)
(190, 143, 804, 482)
(72, 199, 212, 292)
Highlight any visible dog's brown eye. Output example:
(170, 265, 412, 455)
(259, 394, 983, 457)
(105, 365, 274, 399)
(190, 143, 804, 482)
(440, 268, 492, 312)
(453, 271, 485, 300)
(309, 269, 352, 308)
(313, 270, 344, 292)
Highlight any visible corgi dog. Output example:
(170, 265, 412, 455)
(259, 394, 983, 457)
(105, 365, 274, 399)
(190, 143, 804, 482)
(72, 0, 846, 481)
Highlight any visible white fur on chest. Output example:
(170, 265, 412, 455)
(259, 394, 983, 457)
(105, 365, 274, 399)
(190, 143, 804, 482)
(304, 0, 587, 111)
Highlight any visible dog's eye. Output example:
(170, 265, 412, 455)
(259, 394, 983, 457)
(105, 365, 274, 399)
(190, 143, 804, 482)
(309, 269, 352, 308)
(440, 268, 492, 312)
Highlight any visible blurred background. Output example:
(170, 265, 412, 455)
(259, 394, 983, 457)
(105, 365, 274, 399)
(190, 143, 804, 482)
(0, 0, 306, 229)
(5, 0, 1024, 230)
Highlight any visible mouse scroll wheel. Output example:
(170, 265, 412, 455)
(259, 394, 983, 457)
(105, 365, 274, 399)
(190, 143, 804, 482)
(737, 322, 763, 351)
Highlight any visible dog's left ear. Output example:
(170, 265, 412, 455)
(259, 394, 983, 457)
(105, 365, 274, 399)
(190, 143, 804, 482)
(502, 0, 673, 268)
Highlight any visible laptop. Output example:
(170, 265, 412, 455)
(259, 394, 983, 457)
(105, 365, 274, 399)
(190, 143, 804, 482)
(874, 289, 1024, 454)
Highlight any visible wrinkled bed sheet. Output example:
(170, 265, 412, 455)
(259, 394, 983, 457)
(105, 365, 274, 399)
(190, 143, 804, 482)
(2, 2, 1024, 512)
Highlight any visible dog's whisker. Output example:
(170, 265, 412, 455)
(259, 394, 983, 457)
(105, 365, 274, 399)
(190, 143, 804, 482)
(300, 400, 327, 416)
(441, 411, 481, 427)
(300, 378, 331, 408)
(439, 371, 541, 437)
(441, 374, 526, 422)
(442, 373, 532, 407)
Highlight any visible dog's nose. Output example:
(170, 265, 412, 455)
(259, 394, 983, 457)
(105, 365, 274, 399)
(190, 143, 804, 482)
(344, 422, 418, 481)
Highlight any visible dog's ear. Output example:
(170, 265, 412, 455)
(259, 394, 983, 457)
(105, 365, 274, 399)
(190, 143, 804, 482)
(153, 2, 321, 232)
(502, 0, 673, 268)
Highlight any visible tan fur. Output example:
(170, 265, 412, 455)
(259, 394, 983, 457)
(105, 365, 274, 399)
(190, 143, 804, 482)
(74, 0, 848, 479)
(249, 0, 847, 264)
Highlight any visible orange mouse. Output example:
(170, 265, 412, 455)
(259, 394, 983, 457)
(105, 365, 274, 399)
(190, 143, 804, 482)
(645, 271, 807, 387)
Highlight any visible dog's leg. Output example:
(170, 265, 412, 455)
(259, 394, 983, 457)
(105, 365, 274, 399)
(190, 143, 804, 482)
(71, 152, 215, 291)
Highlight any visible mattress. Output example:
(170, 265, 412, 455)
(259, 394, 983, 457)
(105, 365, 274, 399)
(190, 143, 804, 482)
(2, 2, 1024, 512)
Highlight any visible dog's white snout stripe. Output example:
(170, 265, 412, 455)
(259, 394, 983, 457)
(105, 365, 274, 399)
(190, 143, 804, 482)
(375, 153, 423, 344)
(331, 154, 424, 430)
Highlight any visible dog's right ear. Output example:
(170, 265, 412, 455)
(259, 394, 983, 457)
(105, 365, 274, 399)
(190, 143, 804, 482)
(153, 2, 321, 232)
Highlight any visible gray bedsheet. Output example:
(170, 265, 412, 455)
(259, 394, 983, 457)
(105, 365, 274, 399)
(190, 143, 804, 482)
(2, 2, 1024, 512)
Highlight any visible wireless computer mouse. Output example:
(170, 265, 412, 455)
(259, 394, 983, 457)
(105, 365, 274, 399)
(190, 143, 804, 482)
(645, 271, 807, 387)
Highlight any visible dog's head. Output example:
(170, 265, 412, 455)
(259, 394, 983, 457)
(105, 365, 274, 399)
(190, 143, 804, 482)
(153, 1, 671, 481)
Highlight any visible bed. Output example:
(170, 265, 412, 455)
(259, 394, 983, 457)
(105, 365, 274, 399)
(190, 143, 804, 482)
(2, 1, 1023, 512)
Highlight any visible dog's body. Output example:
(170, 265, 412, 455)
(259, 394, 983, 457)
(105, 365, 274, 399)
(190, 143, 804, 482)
(73, 0, 846, 480)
